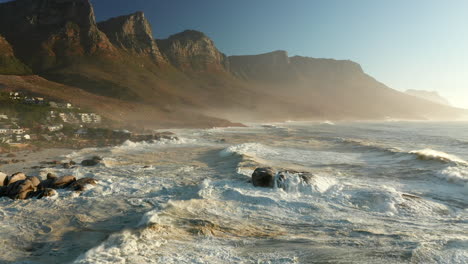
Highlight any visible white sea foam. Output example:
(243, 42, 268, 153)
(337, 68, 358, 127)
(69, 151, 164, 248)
(321, 120, 335, 125)
(219, 142, 278, 158)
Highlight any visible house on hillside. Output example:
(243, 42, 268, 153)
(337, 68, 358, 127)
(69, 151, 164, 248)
(50, 101, 73, 109)
(47, 124, 63, 132)
(11, 128, 24, 135)
(77, 113, 102, 124)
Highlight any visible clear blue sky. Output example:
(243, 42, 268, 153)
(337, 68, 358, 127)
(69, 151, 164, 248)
(2, 0, 468, 108)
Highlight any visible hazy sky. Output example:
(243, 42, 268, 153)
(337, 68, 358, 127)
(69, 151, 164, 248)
(2, 0, 467, 108)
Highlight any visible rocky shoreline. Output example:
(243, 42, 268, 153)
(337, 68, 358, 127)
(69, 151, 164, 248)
(0, 155, 102, 200)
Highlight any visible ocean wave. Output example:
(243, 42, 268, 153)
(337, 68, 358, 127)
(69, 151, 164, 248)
(321, 120, 335, 125)
(409, 149, 467, 165)
(338, 138, 402, 154)
(219, 142, 278, 159)
(339, 138, 467, 166)
(112, 137, 197, 152)
(437, 167, 468, 189)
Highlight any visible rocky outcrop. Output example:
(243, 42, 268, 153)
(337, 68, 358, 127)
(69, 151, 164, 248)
(157, 30, 229, 72)
(228, 50, 364, 83)
(81, 156, 102, 166)
(98, 12, 166, 63)
(251, 167, 314, 190)
(0, 35, 31, 74)
(229, 50, 291, 81)
(251, 167, 276, 188)
(0, 0, 116, 71)
(0, 171, 96, 200)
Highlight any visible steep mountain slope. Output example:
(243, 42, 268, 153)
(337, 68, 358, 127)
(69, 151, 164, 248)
(157, 30, 229, 72)
(0, 74, 238, 129)
(228, 51, 466, 120)
(0, 0, 466, 125)
(97, 12, 166, 63)
(0, 35, 31, 75)
(0, 0, 116, 72)
(406, 89, 452, 106)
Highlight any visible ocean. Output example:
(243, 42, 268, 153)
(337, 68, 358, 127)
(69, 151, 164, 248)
(1, 121, 467, 263)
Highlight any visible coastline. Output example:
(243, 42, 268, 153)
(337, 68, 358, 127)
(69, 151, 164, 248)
(0, 148, 74, 176)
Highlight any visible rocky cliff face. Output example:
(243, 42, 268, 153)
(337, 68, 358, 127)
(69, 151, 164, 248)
(228, 50, 364, 82)
(98, 12, 166, 63)
(0, 0, 115, 71)
(0, 35, 31, 75)
(157, 30, 229, 72)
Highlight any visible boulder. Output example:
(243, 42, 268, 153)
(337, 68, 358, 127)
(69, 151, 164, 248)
(38, 178, 56, 190)
(251, 167, 276, 188)
(7, 172, 26, 186)
(47, 173, 58, 179)
(31, 188, 58, 199)
(4, 179, 34, 199)
(69, 178, 97, 192)
(81, 156, 102, 166)
(53, 176, 76, 189)
(0, 172, 7, 186)
(27, 176, 41, 188)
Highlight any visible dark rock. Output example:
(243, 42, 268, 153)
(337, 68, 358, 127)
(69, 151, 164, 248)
(251, 167, 276, 188)
(4, 179, 34, 199)
(68, 177, 97, 192)
(81, 156, 102, 166)
(38, 178, 56, 190)
(31, 188, 57, 199)
(6, 153, 16, 158)
(81, 159, 99, 166)
(47, 173, 58, 179)
(53, 175, 76, 189)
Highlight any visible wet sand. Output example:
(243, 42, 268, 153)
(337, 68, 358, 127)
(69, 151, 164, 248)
(0, 148, 74, 176)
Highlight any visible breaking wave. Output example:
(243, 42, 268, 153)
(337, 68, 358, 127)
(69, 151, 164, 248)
(409, 149, 467, 165)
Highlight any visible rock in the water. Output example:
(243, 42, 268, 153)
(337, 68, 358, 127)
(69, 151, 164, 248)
(81, 156, 102, 166)
(38, 178, 56, 190)
(252, 167, 276, 188)
(32, 188, 58, 199)
(27, 176, 41, 188)
(0, 172, 7, 186)
(69, 178, 97, 192)
(4, 179, 34, 199)
(53, 175, 76, 189)
(7, 172, 26, 186)
(47, 173, 58, 180)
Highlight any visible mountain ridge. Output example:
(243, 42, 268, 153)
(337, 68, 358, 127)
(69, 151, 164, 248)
(0, 0, 466, 128)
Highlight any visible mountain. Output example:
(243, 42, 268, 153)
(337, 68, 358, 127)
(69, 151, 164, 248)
(0, 0, 115, 72)
(0, 0, 466, 128)
(405, 89, 452, 106)
(0, 35, 31, 75)
(157, 30, 229, 72)
(97, 12, 166, 63)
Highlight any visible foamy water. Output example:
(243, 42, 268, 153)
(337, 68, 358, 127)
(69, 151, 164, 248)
(1, 122, 467, 263)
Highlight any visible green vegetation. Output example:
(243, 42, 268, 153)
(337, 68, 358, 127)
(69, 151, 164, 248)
(0, 56, 32, 75)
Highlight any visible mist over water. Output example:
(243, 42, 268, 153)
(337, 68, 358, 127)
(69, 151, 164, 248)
(1, 121, 467, 263)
